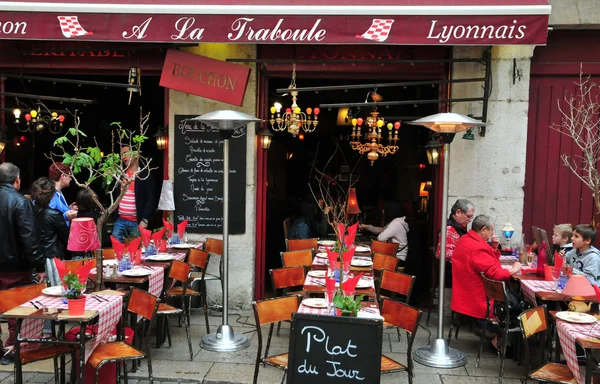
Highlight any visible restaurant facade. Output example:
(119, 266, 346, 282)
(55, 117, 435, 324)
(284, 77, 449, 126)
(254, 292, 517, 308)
(0, 0, 562, 307)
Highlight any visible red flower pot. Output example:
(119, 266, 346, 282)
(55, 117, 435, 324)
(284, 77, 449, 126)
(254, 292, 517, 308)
(335, 308, 356, 317)
(68, 297, 87, 316)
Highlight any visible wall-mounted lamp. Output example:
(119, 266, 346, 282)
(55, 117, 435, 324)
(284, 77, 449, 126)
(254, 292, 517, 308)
(257, 127, 274, 150)
(154, 126, 167, 150)
(424, 139, 442, 165)
(127, 67, 141, 105)
(462, 128, 475, 140)
(502, 221, 516, 239)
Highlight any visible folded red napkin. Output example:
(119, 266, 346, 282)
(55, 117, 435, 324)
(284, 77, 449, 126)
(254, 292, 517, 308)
(554, 252, 564, 272)
(110, 235, 126, 260)
(342, 246, 356, 265)
(139, 227, 152, 247)
(326, 248, 338, 268)
(54, 258, 68, 281)
(177, 219, 188, 238)
(162, 219, 174, 237)
(325, 277, 336, 292)
(78, 260, 94, 284)
(521, 266, 538, 275)
(336, 222, 346, 243)
(127, 237, 142, 264)
(593, 285, 600, 302)
(345, 222, 359, 247)
(152, 229, 166, 248)
(342, 272, 363, 293)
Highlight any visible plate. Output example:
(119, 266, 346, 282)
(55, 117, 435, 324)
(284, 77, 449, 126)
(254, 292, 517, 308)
(302, 298, 328, 309)
(356, 278, 373, 289)
(307, 270, 327, 278)
(171, 244, 193, 249)
(556, 311, 598, 324)
(351, 259, 374, 267)
(121, 268, 152, 277)
(42, 286, 63, 297)
(145, 254, 174, 261)
(355, 246, 371, 253)
(317, 240, 336, 246)
(315, 252, 328, 259)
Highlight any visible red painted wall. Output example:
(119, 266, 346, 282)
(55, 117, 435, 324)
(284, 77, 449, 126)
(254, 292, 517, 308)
(523, 31, 600, 240)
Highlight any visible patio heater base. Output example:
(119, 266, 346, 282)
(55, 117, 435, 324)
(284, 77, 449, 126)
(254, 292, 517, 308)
(413, 338, 467, 369)
(201, 325, 250, 352)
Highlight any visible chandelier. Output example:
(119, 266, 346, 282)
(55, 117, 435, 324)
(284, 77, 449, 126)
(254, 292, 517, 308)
(13, 107, 65, 134)
(350, 109, 400, 165)
(269, 63, 319, 137)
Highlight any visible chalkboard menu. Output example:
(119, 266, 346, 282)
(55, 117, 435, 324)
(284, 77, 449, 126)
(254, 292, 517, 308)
(174, 114, 247, 234)
(287, 313, 383, 384)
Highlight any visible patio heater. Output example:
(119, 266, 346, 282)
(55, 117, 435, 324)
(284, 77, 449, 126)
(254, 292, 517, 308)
(188, 110, 261, 352)
(407, 113, 485, 368)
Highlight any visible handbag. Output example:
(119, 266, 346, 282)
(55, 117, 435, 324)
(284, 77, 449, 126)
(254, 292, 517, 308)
(493, 289, 523, 324)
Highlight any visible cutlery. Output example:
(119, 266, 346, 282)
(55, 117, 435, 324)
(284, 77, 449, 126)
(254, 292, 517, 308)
(34, 301, 45, 309)
(29, 301, 39, 309)
(90, 295, 103, 302)
(361, 308, 378, 314)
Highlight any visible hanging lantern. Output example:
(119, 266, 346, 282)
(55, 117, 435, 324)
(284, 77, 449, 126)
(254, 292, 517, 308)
(347, 188, 361, 215)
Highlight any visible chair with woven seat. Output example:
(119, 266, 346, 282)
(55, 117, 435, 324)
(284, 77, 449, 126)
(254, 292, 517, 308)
(380, 298, 422, 384)
(251, 295, 301, 384)
(204, 238, 224, 309)
(187, 249, 212, 334)
(156, 260, 197, 361)
(280, 250, 313, 269)
(376, 269, 416, 341)
(518, 305, 574, 384)
(371, 240, 399, 257)
(1, 282, 74, 384)
(477, 274, 522, 384)
(87, 287, 160, 384)
(287, 238, 318, 252)
(269, 266, 306, 336)
(373, 253, 399, 281)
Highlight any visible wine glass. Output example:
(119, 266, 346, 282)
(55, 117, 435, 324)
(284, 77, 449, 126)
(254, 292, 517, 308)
(552, 266, 561, 290)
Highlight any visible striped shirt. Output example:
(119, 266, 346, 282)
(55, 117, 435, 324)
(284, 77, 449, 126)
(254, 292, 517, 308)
(118, 179, 137, 222)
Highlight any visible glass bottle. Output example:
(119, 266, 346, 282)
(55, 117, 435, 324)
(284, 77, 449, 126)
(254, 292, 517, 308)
(145, 240, 157, 256)
(118, 251, 132, 272)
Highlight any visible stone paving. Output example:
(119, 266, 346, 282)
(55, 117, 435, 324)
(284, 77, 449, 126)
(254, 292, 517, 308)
(0, 295, 528, 384)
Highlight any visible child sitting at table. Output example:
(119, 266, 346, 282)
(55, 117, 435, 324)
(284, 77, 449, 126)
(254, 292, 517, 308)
(552, 223, 574, 256)
(565, 224, 600, 287)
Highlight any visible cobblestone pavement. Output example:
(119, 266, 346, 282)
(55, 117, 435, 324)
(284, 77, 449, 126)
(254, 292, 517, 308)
(0, 291, 528, 384)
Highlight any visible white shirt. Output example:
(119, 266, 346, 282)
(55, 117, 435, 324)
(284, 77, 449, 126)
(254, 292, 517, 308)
(367, 217, 409, 261)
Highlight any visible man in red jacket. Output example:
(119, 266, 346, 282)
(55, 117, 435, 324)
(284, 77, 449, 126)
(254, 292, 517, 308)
(451, 215, 522, 320)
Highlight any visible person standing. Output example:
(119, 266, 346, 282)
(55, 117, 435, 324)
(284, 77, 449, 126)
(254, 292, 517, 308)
(111, 146, 156, 242)
(48, 162, 77, 224)
(0, 163, 45, 365)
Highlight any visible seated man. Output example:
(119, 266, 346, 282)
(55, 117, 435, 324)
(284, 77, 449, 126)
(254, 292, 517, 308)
(565, 224, 600, 287)
(451, 214, 522, 321)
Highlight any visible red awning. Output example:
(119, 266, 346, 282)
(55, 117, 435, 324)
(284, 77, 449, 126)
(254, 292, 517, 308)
(0, 0, 550, 45)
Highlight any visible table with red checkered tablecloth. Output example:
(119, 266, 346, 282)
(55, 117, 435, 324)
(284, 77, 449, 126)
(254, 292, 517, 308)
(312, 255, 373, 267)
(19, 293, 123, 362)
(298, 300, 382, 320)
(520, 280, 555, 305)
(556, 318, 600, 383)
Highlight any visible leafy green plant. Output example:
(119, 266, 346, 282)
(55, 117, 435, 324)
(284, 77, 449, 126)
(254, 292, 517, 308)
(333, 293, 364, 316)
(63, 272, 85, 300)
(49, 108, 155, 287)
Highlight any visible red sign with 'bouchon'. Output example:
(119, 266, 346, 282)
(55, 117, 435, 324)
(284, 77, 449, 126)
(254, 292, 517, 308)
(159, 50, 250, 107)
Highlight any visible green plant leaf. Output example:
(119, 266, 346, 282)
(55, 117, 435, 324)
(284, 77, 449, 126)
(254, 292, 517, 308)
(62, 154, 73, 165)
(68, 127, 77, 136)
(53, 136, 69, 146)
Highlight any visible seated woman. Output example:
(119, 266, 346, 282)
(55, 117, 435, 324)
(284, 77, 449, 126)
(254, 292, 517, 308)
(288, 200, 329, 240)
(32, 177, 70, 284)
(359, 204, 409, 266)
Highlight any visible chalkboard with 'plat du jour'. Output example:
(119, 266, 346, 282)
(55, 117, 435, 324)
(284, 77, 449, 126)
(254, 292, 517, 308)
(287, 313, 383, 384)
(173, 114, 247, 234)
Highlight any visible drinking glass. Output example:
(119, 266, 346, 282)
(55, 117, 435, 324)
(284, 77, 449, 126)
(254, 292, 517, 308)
(324, 289, 336, 315)
(552, 266, 561, 290)
(526, 252, 535, 266)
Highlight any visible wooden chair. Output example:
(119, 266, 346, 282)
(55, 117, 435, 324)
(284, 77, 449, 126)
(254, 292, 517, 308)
(204, 238, 224, 309)
(371, 239, 399, 257)
(156, 260, 197, 361)
(280, 250, 313, 268)
(380, 298, 422, 384)
(63, 259, 84, 273)
(477, 274, 522, 384)
(87, 287, 160, 384)
(269, 266, 306, 336)
(0, 283, 74, 384)
(187, 249, 212, 334)
(283, 217, 291, 244)
(518, 306, 574, 384)
(287, 238, 318, 252)
(251, 296, 301, 384)
(373, 253, 399, 280)
(102, 248, 116, 260)
(377, 270, 416, 342)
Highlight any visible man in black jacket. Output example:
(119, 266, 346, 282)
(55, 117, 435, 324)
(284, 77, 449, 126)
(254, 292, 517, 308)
(0, 163, 45, 365)
(111, 146, 156, 242)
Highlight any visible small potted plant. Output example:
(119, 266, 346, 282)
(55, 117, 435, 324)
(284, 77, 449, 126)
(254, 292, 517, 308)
(333, 293, 364, 317)
(63, 272, 86, 316)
